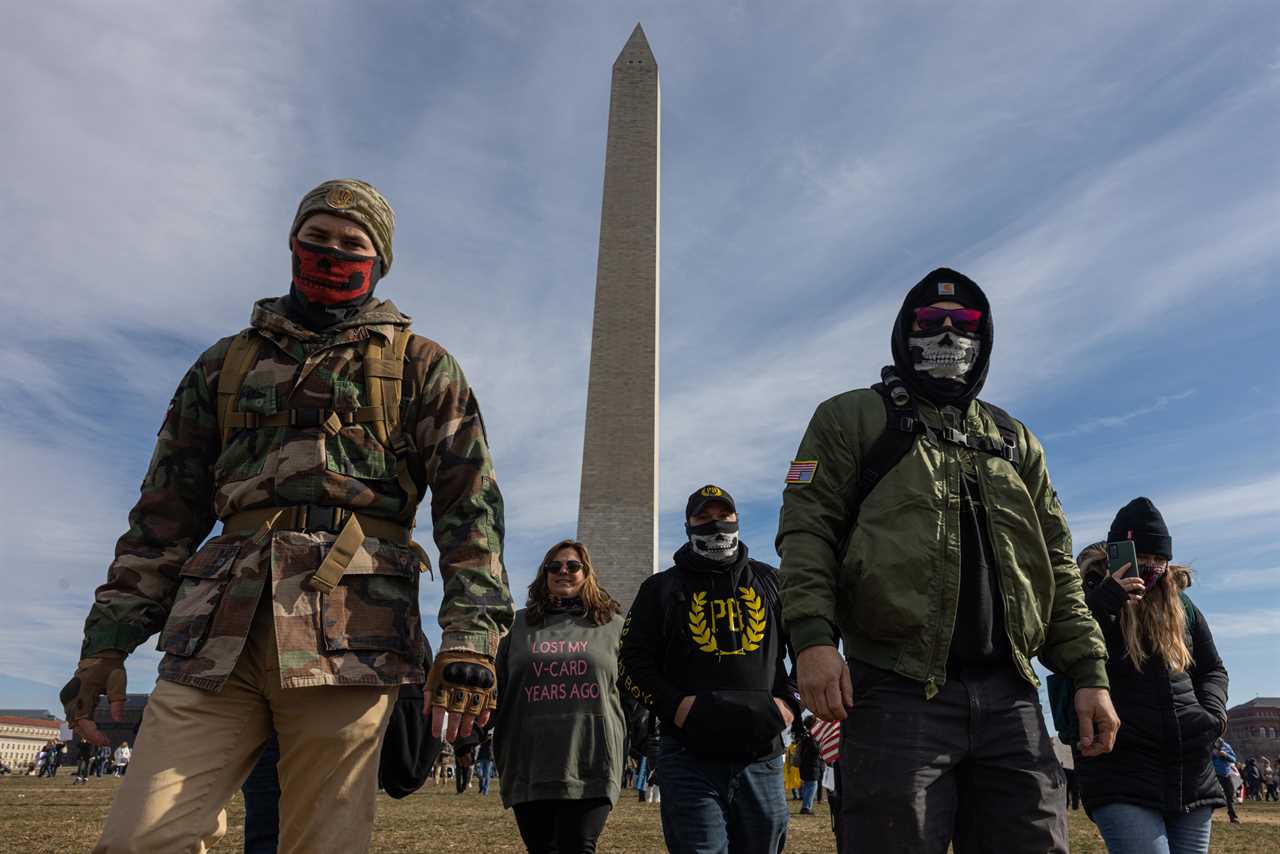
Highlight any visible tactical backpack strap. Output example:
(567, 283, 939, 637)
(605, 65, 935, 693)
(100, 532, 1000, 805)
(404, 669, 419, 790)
(1179, 591, 1198, 635)
(835, 368, 921, 556)
(976, 400, 1021, 467)
(365, 327, 419, 516)
(216, 330, 264, 449)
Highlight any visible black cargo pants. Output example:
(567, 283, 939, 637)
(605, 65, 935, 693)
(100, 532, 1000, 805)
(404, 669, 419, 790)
(838, 658, 1067, 854)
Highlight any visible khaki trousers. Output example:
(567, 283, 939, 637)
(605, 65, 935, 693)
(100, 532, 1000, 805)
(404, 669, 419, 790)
(94, 596, 397, 854)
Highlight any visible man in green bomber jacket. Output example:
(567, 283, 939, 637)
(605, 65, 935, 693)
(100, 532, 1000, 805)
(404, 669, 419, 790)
(777, 268, 1119, 853)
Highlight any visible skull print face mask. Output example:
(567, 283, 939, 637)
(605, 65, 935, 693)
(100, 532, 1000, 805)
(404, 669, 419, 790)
(687, 520, 740, 563)
(909, 330, 979, 382)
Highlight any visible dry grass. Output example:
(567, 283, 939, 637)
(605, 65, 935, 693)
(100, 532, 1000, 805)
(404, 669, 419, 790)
(2, 773, 1276, 852)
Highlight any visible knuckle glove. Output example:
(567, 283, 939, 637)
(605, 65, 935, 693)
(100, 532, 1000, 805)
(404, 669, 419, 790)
(426, 650, 496, 715)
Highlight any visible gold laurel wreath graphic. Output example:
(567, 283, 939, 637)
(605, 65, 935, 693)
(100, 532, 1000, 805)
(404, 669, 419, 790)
(739, 586, 766, 652)
(687, 588, 769, 656)
(688, 591, 718, 652)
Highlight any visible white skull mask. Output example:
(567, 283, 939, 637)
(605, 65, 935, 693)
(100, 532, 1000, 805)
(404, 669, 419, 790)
(688, 521, 740, 562)
(909, 331, 978, 381)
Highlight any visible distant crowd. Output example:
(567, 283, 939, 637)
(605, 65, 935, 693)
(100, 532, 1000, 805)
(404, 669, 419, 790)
(1, 738, 130, 781)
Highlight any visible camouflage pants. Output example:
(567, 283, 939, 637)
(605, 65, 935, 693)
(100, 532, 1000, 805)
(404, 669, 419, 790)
(93, 594, 396, 854)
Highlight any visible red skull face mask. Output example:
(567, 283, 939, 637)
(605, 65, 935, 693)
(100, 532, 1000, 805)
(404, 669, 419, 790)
(290, 237, 382, 305)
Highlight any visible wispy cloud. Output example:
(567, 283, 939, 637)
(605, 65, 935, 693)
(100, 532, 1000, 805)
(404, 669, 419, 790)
(1044, 390, 1197, 441)
(2, 3, 1277, 703)
(1065, 471, 1280, 548)
(1205, 567, 1280, 592)
(1202, 609, 1280, 641)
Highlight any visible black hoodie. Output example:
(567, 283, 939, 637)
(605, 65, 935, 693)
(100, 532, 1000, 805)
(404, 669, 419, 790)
(890, 267, 993, 408)
(618, 543, 800, 761)
(891, 268, 1011, 671)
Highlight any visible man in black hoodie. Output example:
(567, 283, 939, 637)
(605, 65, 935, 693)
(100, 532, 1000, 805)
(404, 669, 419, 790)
(778, 269, 1116, 853)
(619, 485, 800, 854)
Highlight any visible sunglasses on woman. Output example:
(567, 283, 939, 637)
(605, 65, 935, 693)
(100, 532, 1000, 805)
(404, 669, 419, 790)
(544, 560, 584, 574)
(913, 306, 983, 334)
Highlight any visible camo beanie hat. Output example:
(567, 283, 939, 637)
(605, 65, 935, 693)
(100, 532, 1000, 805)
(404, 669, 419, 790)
(289, 179, 396, 273)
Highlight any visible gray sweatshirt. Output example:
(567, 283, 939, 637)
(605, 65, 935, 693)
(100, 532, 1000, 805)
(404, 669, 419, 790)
(494, 606, 626, 808)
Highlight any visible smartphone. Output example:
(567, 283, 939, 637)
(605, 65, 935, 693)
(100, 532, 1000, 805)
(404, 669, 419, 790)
(1107, 540, 1139, 578)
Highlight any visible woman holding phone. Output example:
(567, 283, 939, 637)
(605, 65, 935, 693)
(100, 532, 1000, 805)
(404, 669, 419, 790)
(1076, 497, 1229, 854)
(493, 540, 626, 854)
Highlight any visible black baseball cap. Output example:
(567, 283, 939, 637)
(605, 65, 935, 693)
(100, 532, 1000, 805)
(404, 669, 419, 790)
(686, 485, 737, 519)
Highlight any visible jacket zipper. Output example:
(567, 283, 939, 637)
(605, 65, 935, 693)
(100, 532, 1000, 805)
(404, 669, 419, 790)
(973, 451, 1021, 679)
(926, 406, 958, 700)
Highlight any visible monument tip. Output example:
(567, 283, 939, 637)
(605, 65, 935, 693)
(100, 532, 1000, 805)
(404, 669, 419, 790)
(615, 22, 656, 67)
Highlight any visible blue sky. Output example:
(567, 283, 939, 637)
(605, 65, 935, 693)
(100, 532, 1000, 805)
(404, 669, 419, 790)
(1, 2, 1276, 720)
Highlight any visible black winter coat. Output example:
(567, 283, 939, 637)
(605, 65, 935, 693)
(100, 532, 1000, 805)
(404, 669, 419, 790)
(1075, 547, 1229, 817)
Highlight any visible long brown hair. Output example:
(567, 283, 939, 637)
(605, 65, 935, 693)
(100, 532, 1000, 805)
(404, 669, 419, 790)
(525, 539, 622, 627)
(1078, 543, 1194, 672)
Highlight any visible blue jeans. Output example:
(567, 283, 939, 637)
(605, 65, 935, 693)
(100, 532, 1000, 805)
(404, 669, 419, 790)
(241, 732, 281, 854)
(636, 756, 648, 793)
(475, 759, 495, 795)
(1092, 804, 1213, 854)
(658, 741, 788, 854)
(800, 780, 818, 811)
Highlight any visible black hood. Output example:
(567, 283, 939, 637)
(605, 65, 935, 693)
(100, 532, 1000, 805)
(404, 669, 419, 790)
(890, 267, 993, 407)
(673, 541, 749, 576)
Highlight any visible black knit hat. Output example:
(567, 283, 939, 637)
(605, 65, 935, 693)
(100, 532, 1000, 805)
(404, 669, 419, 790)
(1107, 497, 1172, 559)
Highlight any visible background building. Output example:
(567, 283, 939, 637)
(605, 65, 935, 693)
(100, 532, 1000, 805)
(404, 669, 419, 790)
(1226, 697, 1280, 761)
(91, 693, 150, 751)
(0, 715, 62, 770)
(0, 709, 56, 721)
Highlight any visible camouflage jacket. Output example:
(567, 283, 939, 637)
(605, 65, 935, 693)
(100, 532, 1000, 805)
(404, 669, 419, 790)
(80, 297, 513, 692)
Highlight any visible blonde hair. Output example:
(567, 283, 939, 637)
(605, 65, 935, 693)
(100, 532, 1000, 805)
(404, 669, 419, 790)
(1080, 544, 1194, 673)
(525, 539, 621, 627)
(1120, 564, 1195, 672)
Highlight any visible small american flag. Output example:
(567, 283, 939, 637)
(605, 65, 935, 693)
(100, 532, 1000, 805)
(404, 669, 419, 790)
(785, 460, 818, 484)
(809, 718, 841, 764)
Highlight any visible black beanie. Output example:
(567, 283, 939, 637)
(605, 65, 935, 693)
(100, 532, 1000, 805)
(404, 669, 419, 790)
(1107, 497, 1172, 559)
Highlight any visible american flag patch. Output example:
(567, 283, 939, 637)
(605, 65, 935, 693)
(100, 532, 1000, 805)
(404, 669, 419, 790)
(785, 460, 818, 484)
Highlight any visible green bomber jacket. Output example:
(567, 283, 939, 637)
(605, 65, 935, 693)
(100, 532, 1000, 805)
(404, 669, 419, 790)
(777, 389, 1107, 698)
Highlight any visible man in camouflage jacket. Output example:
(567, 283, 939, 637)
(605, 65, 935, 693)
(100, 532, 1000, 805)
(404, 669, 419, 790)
(61, 179, 514, 853)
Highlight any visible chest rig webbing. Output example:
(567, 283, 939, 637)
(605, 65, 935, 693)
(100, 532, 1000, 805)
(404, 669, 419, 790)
(214, 326, 428, 591)
(837, 366, 1024, 554)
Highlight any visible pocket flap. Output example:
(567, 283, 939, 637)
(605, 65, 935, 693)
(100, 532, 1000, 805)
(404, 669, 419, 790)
(179, 543, 240, 580)
(334, 540, 416, 578)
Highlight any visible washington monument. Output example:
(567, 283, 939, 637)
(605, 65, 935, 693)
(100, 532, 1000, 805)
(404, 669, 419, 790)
(577, 24, 659, 608)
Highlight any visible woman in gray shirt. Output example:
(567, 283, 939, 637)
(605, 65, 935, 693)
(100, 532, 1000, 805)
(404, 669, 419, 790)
(494, 539, 626, 854)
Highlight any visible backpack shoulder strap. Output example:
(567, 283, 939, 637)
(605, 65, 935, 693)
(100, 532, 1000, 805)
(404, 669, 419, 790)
(216, 330, 263, 450)
(365, 327, 419, 514)
(363, 328, 408, 446)
(658, 567, 690, 643)
(976, 400, 1022, 467)
(836, 370, 920, 554)
(1179, 591, 1199, 634)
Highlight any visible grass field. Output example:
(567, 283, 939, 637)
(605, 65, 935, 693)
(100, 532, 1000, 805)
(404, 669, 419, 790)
(2, 774, 1276, 852)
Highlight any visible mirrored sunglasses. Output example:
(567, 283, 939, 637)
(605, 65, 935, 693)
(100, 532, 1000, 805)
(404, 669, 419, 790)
(913, 306, 983, 334)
